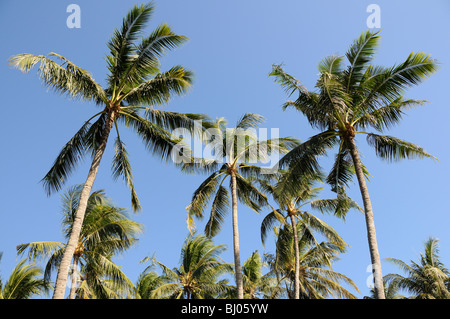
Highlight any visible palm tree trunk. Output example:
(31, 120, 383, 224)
(68, 256, 79, 299)
(347, 137, 385, 299)
(52, 110, 116, 299)
(230, 170, 244, 299)
(289, 213, 300, 299)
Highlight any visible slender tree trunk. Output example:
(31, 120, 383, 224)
(52, 110, 116, 299)
(68, 256, 79, 299)
(230, 170, 244, 299)
(347, 137, 385, 299)
(289, 213, 300, 299)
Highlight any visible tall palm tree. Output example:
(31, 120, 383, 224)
(140, 234, 233, 299)
(265, 226, 360, 299)
(184, 114, 298, 298)
(269, 30, 438, 298)
(385, 237, 450, 299)
(17, 185, 143, 299)
(259, 171, 361, 299)
(0, 253, 51, 299)
(9, 3, 207, 299)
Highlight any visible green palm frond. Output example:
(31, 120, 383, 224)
(234, 173, 269, 213)
(186, 168, 227, 223)
(106, 2, 155, 92)
(204, 185, 230, 238)
(120, 110, 181, 162)
(111, 136, 141, 212)
(16, 242, 64, 264)
(269, 64, 309, 97)
(0, 259, 51, 299)
(9, 53, 107, 104)
(343, 30, 380, 91)
(118, 24, 188, 90)
(123, 65, 193, 105)
(360, 51, 439, 111)
(277, 131, 338, 197)
(355, 98, 428, 131)
(40, 118, 97, 195)
(366, 133, 436, 162)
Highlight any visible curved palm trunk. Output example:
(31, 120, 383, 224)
(52, 110, 116, 299)
(347, 138, 385, 299)
(289, 213, 300, 299)
(230, 171, 244, 299)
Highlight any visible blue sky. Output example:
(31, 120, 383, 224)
(1, 0, 449, 298)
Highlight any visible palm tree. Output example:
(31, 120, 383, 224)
(259, 171, 361, 299)
(241, 251, 281, 299)
(17, 185, 143, 299)
(384, 237, 450, 299)
(140, 234, 233, 299)
(135, 269, 167, 299)
(265, 226, 360, 299)
(9, 3, 207, 299)
(364, 277, 405, 299)
(0, 253, 51, 299)
(184, 114, 298, 298)
(269, 30, 438, 298)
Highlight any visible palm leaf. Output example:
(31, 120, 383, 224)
(9, 53, 107, 104)
(204, 185, 230, 238)
(119, 23, 188, 88)
(111, 136, 141, 212)
(366, 133, 437, 162)
(41, 119, 93, 195)
(106, 2, 155, 91)
(123, 66, 193, 106)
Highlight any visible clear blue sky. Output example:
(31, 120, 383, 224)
(1, 0, 449, 298)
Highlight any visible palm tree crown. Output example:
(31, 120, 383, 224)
(385, 237, 450, 299)
(140, 234, 233, 299)
(17, 185, 143, 299)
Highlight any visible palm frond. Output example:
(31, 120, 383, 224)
(204, 185, 230, 238)
(106, 2, 155, 91)
(186, 169, 227, 232)
(120, 110, 180, 162)
(269, 64, 309, 97)
(111, 136, 141, 212)
(361, 52, 439, 111)
(123, 66, 193, 106)
(119, 23, 188, 88)
(366, 133, 437, 162)
(355, 98, 428, 131)
(344, 30, 380, 91)
(41, 119, 93, 195)
(9, 53, 107, 104)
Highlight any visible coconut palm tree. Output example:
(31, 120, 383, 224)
(134, 269, 167, 299)
(140, 234, 233, 299)
(265, 226, 359, 299)
(258, 171, 361, 299)
(184, 114, 298, 298)
(9, 3, 207, 299)
(17, 185, 143, 299)
(0, 253, 51, 299)
(384, 237, 450, 299)
(241, 250, 281, 299)
(269, 30, 438, 298)
(364, 277, 405, 299)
